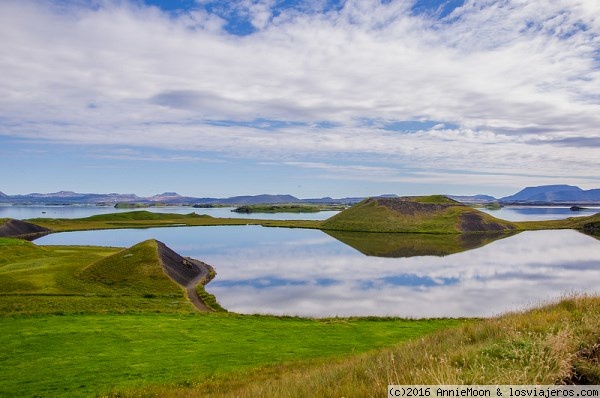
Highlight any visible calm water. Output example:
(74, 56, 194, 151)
(3, 204, 597, 222)
(479, 206, 599, 221)
(0, 205, 339, 221)
(35, 226, 600, 318)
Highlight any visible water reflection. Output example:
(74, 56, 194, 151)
(0, 204, 338, 221)
(479, 206, 599, 221)
(325, 230, 516, 257)
(203, 229, 600, 318)
(34, 226, 600, 318)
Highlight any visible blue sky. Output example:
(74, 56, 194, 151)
(1, 0, 599, 198)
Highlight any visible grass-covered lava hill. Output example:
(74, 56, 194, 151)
(321, 195, 518, 233)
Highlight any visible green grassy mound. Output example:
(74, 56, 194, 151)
(321, 196, 517, 233)
(78, 239, 183, 297)
(0, 238, 196, 315)
(79, 210, 210, 221)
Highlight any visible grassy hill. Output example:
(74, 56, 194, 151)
(321, 196, 517, 233)
(78, 239, 184, 297)
(0, 238, 196, 315)
(80, 210, 209, 221)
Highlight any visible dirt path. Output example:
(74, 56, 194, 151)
(184, 258, 212, 312)
(155, 240, 215, 312)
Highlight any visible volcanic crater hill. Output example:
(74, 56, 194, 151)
(0, 218, 51, 239)
(79, 239, 214, 310)
(320, 196, 517, 233)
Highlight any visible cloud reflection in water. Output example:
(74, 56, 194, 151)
(202, 229, 600, 317)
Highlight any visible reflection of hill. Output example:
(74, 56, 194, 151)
(325, 230, 517, 258)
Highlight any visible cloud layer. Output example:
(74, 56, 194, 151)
(1, 0, 599, 192)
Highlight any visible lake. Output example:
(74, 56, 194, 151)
(3, 204, 598, 222)
(0, 204, 339, 221)
(34, 226, 600, 318)
(479, 206, 600, 221)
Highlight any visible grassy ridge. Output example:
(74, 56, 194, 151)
(122, 296, 600, 397)
(29, 210, 322, 232)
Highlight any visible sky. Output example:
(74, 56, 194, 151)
(0, 0, 599, 198)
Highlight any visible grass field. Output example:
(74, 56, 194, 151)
(117, 295, 600, 397)
(0, 313, 461, 397)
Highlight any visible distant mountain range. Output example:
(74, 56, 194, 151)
(0, 190, 386, 206)
(449, 185, 600, 204)
(499, 185, 600, 203)
(1, 185, 599, 206)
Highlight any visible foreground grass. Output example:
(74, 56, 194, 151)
(118, 296, 600, 397)
(0, 313, 461, 397)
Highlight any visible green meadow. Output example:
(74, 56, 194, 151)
(0, 313, 463, 397)
(146, 295, 599, 398)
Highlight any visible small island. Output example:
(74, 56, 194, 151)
(231, 203, 346, 214)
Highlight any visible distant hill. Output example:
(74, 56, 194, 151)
(321, 196, 516, 233)
(220, 194, 300, 205)
(500, 185, 600, 203)
(1, 191, 142, 204)
(447, 194, 497, 204)
(0, 191, 383, 206)
(2, 185, 598, 206)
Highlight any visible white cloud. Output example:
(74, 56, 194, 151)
(0, 0, 599, 191)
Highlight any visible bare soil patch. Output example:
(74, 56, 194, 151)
(0, 219, 51, 239)
(459, 211, 515, 232)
